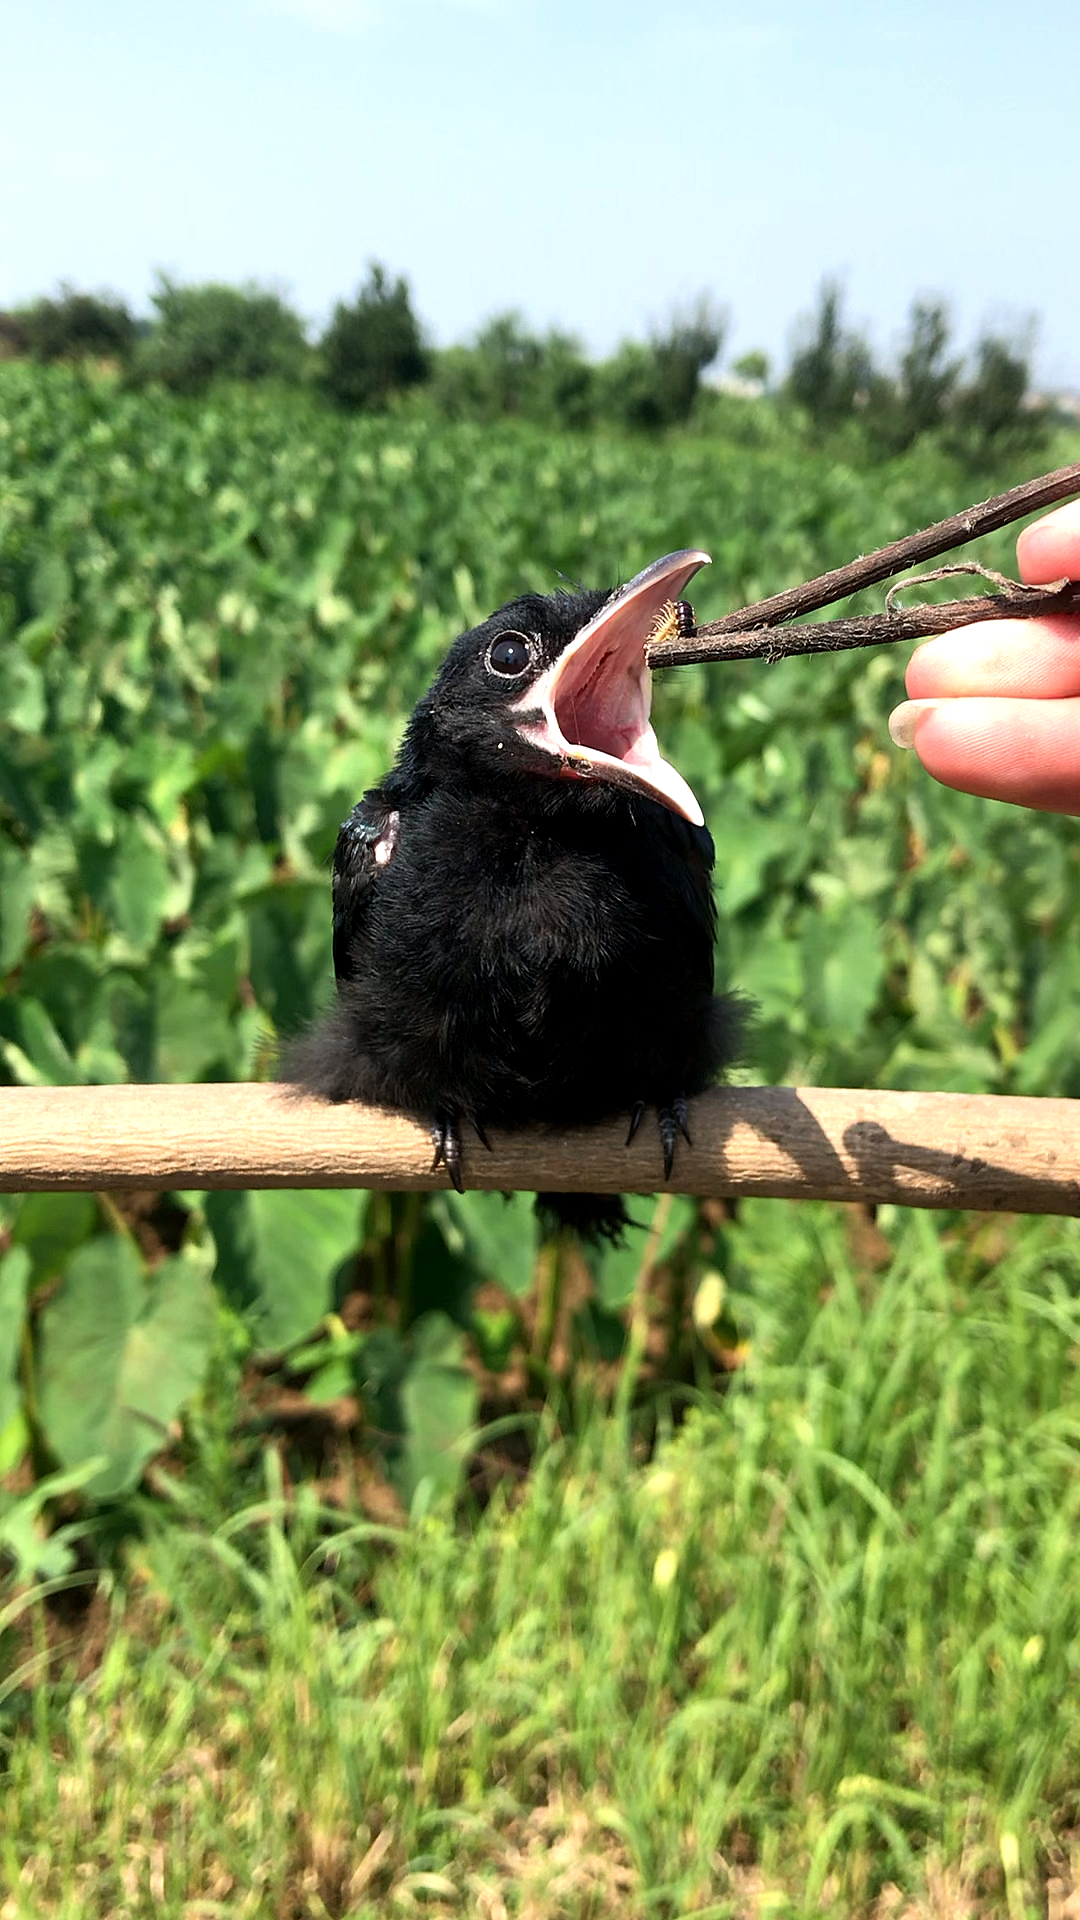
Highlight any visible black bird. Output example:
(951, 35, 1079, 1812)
(288, 550, 741, 1239)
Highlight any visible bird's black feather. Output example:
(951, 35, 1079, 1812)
(285, 567, 742, 1241)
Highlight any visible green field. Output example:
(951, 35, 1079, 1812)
(2, 364, 1080, 1914)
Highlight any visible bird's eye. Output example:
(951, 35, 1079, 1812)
(486, 633, 531, 677)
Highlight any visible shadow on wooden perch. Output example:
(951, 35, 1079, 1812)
(0, 1083, 1077, 1215)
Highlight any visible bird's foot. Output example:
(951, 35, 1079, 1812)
(658, 1096, 692, 1182)
(431, 1111, 493, 1191)
(625, 1097, 692, 1180)
(431, 1112, 464, 1193)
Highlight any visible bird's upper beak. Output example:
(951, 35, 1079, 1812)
(510, 550, 710, 826)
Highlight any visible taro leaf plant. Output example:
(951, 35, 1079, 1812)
(0, 359, 1078, 1517)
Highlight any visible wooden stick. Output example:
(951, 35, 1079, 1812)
(651, 580, 1080, 667)
(2, 1082, 1078, 1216)
(646, 460, 1080, 669)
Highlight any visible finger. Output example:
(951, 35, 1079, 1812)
(891, 695, 1080, 814)
(1018, 497, 1080, 585)
(906, 615, 1080, 700)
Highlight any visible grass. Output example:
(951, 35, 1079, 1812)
(4, 1199, 1080, 1916)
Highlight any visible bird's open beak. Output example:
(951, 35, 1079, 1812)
(510, 550, 710, 826)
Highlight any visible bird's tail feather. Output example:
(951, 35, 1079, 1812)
(534, 1192, 632, 1246)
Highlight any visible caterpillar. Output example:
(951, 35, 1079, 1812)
(647, 598, 696, 646)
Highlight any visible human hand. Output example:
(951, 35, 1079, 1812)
(888, 498, 1080, 813)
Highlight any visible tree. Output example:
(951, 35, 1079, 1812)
(0, 314, 28, 361)
(862, 298, 961, 455)
(468, 312, 544, 416)
(731, 350, 770, 386)
(320, 264, 429, 411)
(17, 286, 136, 364)
(786, 281, 874, 432)
(947, 331, 1049, 464)
(134, 279, 309, 394)
(429, 313, 596, 428)
(895, 299, 960, 442)
(601, 298, 725, 432)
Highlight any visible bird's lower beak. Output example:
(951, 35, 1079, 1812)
(510, 550, 710, 826)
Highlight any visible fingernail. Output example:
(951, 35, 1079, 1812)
(888, 699, 945, 749)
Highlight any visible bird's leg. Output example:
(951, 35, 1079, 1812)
(625, 1100, 647, 1146)
(431, 1111, 465, 1193)
(471, 1115, 493, 1153)
(656, 1097, 692, 1183)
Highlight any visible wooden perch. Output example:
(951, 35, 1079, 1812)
(1, 1082, 1078, 1216)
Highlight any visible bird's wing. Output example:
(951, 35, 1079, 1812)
(331, 789, 400, 984)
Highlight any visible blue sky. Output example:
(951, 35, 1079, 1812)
(2, 0, 1078, 385)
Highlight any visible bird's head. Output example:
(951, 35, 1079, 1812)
(412, 550, 710, 826)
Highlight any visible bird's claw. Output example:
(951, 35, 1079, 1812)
(657, 1097, 692, 1183)
(625, 1098, 693, 1181)
(432, 1111, 492, 1187)
(432, 1113, 465, 1193)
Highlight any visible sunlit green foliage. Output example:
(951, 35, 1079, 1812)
(1, 361, 1079, 1505)
(429, 300, 726, 433)
(5, 1205, 1080, 1912)
(132, 277, 310, 394)
(321, 262, 430, 412)
(786, 281, 1050, 467)
(3, 362, 1080, 1912)
(13, 285, 137, 367)
(428, 312, 596, 428)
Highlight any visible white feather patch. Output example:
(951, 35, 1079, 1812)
(374, 810, 400, 867)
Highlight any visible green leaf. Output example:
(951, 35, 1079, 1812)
(72, 737, 123, 841)
(36, 1235, 217, 1498)
(108, 815, 176, 954)
(11, 1192, 98, 1281)
(408, 1209, 479, 1329)
(801, 899, 885, 1045)
(154, 975, 234, 1081)
(0, 1459, 104, 1583)
(442, 1189, 538, 1299)
(0, 1408, 29, 1479)
(396, 1312, 479, 1509)
(572, 1299, 628, 1362)
(0, 998, 83, 1086)
(0, 841, 35, 973)
(355, 1324, 410, 1448)
(471, 1307, 519, 1373)
(594, 1195, 698, 1310)
(245, 882, 329, 1033)
(719, 808, 795, 916)
(29, 552, 71, 618)
(204, 1187, 366, 1352)
(0, 652, 45, 732)
(0, 1247, 30, 1432)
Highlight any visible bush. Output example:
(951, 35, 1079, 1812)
(16, 286, 136, 365)
(786, 281, 874, 433)
(429, 314, 596, 429)
(600, 299, 726, 432)
(320, 263, 429, 411)
(135, 278, 309, 394)
(946, 331, 1050, 466)
(731, 350, 770, 386)
(0, 313, 28, 361)
(862, 298, 962, 456)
